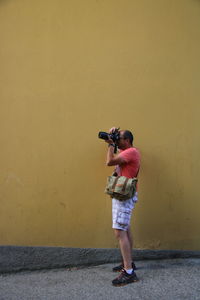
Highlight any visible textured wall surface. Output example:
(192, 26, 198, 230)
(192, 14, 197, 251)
(0, 0, 200, 250)
(1, 246, 200, 273)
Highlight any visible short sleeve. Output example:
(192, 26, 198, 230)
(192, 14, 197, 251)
(119, 148, 134, 163)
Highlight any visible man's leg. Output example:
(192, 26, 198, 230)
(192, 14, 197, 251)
(112, 229, 139, 286)
(114, 229, 132, 270)
(112, 197, 137, 272)
(127, 226, 133, 258)
(127, 226, 133, 248)
(112, 226, 136, 272)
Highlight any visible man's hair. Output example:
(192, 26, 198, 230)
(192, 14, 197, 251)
(123, 130, 134, 145)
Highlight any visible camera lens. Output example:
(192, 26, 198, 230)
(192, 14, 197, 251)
(98, 132, 109, 140)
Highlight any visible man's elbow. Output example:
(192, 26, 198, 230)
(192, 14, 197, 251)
(106, 160, 113, 166)
(106, 161, 111, 167)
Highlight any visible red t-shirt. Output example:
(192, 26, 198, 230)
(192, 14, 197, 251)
(118, 147, 140, 178)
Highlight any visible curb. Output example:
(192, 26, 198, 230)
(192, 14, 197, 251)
(0, 246, 200, 274)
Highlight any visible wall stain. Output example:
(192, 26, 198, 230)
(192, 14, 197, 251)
(5, 173, 24, 187)
(59, 202, 66, 208)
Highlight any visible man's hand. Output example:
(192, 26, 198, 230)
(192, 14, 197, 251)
(104, 127, 120, 145)
(105, 137, 114, 145)
(108, 127, 120, 134)
(104, 127, 119, 145)
(105, 126, 126, 166)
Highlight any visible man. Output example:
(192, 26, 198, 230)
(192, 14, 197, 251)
(105, 127, 140, 286)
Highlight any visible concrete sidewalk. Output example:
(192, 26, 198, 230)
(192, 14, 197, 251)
(0, 258, 200, 300)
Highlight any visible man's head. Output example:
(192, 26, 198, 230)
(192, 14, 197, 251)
(116, 130, 134, 150)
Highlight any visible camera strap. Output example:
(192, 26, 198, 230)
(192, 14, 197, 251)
(114, 144, 118, 154)
(135, 166, 140, 178)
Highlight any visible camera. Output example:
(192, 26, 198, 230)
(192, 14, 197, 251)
(98, 129, 120, 143)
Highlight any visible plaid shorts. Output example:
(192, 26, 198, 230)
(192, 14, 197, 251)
(112, 193, 138, 231)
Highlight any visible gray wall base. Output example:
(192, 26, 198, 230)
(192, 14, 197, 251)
(0, 246, 200, 274)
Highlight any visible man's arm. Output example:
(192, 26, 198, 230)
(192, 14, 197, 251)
(106, 144, 126, 166)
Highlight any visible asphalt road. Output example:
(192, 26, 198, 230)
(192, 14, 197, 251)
(0, 258, 200, 300)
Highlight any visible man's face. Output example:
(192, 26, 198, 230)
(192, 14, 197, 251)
(116, 131, 127, 150)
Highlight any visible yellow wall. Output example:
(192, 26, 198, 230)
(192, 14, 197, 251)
(0, 0, 200, 250)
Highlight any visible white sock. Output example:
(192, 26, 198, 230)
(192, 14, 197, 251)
(125, 268, 133, 274)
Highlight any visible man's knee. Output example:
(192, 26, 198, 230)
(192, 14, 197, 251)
(114, 229, 126, 240)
